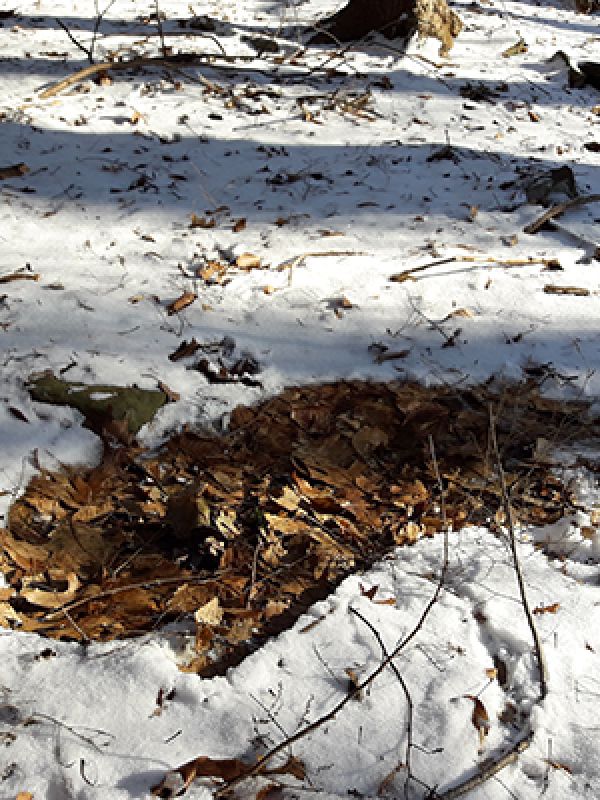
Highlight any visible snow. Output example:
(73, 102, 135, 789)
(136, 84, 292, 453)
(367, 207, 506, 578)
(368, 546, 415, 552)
(0, 0, 599, 797)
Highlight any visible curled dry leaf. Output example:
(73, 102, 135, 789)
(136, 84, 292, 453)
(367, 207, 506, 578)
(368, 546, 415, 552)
(157, 381, 180, 403)
(378, 764, 404, 796)
(0, 162, 29, 180)
(0, 602, 21, 627)
(151, 754, 305, 797)
(264, 755, 305, 781)
(351, 426, 388, 458)
(464, 695, 490, 750)
(264, 599, 289, 619)
(20, 572, 80, 609)
(151, 756, 250, 798)
(0, 532, 50, 571)
(255, 782, 282, 800)
(345, 667, 363, 700)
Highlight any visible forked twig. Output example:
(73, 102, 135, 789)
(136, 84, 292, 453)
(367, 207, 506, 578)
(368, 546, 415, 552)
(56, 0, 117, 64)
(349, 607, 417, 800)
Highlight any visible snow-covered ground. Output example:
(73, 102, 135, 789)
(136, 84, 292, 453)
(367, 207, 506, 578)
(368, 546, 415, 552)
(0, 0, 599, 797)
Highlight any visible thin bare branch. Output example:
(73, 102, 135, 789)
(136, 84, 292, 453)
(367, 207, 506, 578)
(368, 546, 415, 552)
(432, 733, 533, 799)
(154, 0, 168, 58)
(349, 606, 418, 800)
(56, 19, 93, 63)
(488, 406, 548, 700)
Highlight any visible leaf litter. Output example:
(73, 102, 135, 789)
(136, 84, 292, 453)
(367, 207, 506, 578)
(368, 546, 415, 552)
(1, 379, 594, 674)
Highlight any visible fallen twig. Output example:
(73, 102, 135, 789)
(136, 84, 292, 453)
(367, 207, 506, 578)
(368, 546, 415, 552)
(39, 53, 253, 99)
(56, 0, 117, 64)
(390, 255, 560, 283)
(543, 285, 591, 296)
(31, 712, 114, 752)
(524, 193, 600, 235)
(0, 271, 40, 284)
(433, 733, 533, 799)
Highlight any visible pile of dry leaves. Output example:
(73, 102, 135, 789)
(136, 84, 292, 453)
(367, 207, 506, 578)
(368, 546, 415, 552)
(0, 380, 593, 674)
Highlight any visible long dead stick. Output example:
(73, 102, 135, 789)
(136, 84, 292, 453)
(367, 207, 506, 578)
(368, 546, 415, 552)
(389, 255, 560, 283)
(524, 193, 600, 235)
(38, 53, 252, 99)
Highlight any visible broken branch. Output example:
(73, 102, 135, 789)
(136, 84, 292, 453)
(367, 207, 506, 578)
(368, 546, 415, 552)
(524, 193, 600, 235)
